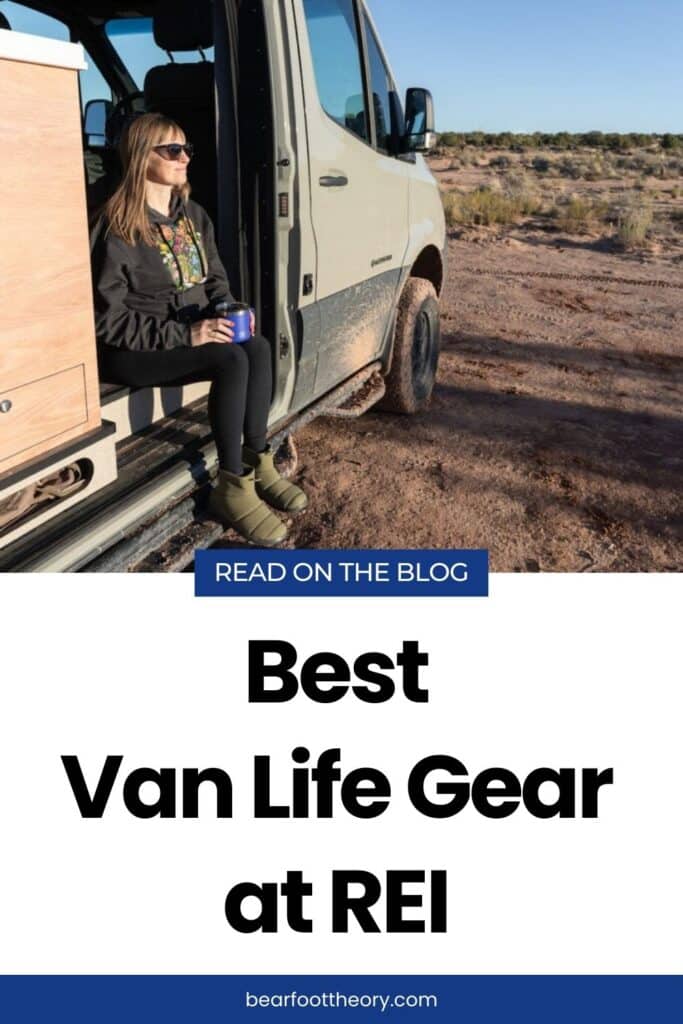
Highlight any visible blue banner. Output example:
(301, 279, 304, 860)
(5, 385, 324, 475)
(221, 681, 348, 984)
(195, 550, 488, 597)
(0, 976, 680, 1022)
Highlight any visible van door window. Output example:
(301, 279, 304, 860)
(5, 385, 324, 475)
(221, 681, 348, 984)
(302, 0, 369, 143)
(362, 14, 398, 154)
(0, 3, 68, 40)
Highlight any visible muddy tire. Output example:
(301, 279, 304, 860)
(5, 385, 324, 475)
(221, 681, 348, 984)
(381, 278, 441, 414)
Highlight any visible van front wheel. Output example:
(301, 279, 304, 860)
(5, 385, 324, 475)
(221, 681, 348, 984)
(381, 278, 441, 415)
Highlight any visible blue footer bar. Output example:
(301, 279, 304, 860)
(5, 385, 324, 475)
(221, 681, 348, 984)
(1, 976, 680, 1022)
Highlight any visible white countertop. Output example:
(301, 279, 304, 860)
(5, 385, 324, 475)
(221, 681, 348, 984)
(0, 27, 86, 71)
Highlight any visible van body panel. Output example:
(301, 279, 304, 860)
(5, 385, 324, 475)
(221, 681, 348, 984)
(312, 265, 401, 397)
(404, 154, 447, 277)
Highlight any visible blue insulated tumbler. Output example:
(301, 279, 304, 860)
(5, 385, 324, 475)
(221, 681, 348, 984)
(215, 301, 253, 343)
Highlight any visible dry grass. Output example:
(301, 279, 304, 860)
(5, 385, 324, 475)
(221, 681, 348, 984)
(443, 187, 542, 228)
(434, 143, 683, 251)
(616, 198, 653, 248)
(552, 196, 610, 233)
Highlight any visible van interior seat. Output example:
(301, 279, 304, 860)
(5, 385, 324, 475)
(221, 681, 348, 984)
(0, 13, 11, 29)
(143, 0, 217, 224)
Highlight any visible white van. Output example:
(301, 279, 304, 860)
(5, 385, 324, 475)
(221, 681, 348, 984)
(0, 0, 445, 570)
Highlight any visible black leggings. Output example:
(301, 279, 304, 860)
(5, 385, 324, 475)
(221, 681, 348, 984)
(98, 336, 272, 475)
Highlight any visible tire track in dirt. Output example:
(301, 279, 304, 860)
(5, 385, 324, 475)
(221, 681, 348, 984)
(459, 267, 683, 290)
(447, 299, 579, 336)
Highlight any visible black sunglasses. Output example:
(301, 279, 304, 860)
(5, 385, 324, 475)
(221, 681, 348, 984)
(152, 142, 194, 161)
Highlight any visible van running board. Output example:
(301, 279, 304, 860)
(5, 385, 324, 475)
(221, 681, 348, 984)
(5, 362, 386, 572)
(320, 369, 385, 419)
(268, 362, 384, 452)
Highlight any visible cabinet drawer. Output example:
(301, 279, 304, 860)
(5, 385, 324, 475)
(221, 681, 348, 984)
(0, 365, 88, 465)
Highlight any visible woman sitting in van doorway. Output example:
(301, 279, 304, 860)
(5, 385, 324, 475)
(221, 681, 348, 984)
(91, 112, 307, 547)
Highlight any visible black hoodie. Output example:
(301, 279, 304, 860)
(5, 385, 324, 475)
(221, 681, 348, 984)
(91, 195, 235, 351)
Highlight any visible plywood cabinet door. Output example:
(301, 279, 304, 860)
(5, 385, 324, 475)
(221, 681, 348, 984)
(0, 54, 101, 476)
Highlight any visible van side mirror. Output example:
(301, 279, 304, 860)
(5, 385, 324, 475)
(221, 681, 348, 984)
(403, 88, 437, 153)
(84, 98, 113, 147)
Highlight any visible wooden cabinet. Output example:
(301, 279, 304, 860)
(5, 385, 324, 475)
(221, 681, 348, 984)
(0, 31, 101, 477)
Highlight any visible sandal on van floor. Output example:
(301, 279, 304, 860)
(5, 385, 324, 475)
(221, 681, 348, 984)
(243, 445, 309, 514)
(208, 468, 288, 548)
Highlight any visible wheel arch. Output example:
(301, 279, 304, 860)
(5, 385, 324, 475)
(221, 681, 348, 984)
(409, 245, 444, 297)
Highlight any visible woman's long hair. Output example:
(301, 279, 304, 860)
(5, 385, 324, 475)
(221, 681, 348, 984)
(104, 113, 190, 246)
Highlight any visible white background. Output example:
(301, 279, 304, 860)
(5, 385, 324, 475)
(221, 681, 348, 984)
(0, 574, 680, 974)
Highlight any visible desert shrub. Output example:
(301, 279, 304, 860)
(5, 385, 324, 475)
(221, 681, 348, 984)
(603, 134, 633, 152)
(500, 170, 542, 214)
(581, 131, 605, 148)
(489, 154, 511, 169)
(441, 192, 461, 229)
(557, 153, 616, 181)
(616, 198, 653, 248)
(439, 132, 464, 149)
(633, 154, 681, 179)
(558, 156, 585, 180)
(588, 155, 616, 179)
(552, 196, 610, 233)
(442, 187, 541, 228)
(532, 156, 551, 174)
(616, 154, 649, 172)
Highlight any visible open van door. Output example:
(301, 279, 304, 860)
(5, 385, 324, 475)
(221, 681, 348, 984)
(294, 0, 409, 397)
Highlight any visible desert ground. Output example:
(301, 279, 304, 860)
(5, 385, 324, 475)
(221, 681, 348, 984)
(285, 144, 682, 571)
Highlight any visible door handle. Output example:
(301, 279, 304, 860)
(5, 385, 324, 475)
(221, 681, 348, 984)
(319, 175, 349, 187)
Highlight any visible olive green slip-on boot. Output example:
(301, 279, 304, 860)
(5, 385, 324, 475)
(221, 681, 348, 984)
(243, 446, 309, 514)
(208, 468, 288, 547)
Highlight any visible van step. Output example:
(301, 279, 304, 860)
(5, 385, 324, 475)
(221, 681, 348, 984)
(1, 364, 384, 572)
(87, 492, 225, 573)
(322, 370, 385, 419)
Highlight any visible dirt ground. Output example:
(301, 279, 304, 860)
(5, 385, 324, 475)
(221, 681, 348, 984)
(286, 159, 682, 572)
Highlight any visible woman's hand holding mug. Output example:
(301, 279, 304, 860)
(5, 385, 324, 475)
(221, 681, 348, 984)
(190, 318, 235, 347)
